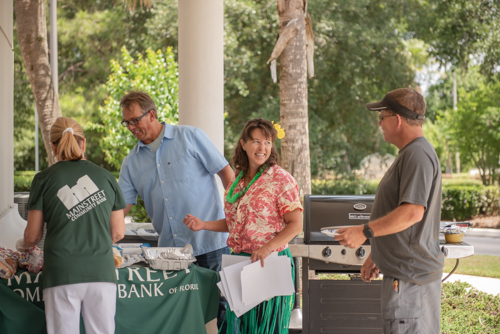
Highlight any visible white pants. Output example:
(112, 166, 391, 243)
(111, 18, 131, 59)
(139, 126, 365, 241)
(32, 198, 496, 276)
(44, 282, 117, 334)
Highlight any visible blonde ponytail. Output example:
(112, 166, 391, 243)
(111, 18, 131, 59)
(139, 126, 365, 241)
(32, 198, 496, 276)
(50, 117, 85, 161)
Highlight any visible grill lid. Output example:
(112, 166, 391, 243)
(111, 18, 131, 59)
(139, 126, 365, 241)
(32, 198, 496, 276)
(304, 195, 375, 244)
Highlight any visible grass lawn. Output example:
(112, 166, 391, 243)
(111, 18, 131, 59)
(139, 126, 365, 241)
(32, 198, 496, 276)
(319, 255, 500, 280)
(444, 255, 500, 279)
(318, 255, 500, 333)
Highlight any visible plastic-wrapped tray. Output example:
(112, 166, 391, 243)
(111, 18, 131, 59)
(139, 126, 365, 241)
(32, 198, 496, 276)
(142, 245, 196, 271)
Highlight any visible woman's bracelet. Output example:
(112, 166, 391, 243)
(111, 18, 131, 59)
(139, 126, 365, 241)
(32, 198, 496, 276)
(263, 244, 272, 253)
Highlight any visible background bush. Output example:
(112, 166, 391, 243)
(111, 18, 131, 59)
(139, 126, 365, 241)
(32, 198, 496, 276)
(15, 172, 500, 222)
(441, 186, 484, 221)
(312, 177, 500, 222)
(441, 185, 500, 221)
(15, 171, 151, 223)
(311, 175, 379, 195)
(90, 47, 179, 170)
(14, 171, 36, 192)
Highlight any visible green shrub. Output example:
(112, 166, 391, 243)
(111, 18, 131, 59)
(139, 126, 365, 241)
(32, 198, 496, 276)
(14, 171, 35, 192)
(128, 195, 150, 223)
(91, 47, 179, 170)
(14, 170, 151, 223)
(16, 171, 499, 222)
(441, 186, 483, 221)
(311, 176, 378, 195)
(312, 177, 500, 221)
(442, 185, 500, 221)
(479, 186, 500, 216)
(15, 171, 120, 193)
(442, 178, 483, 186)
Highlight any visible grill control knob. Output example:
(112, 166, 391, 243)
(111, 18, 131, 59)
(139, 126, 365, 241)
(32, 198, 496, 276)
(341, 249, 347, 255)
(356, 247, 366, 259)
(322, 247, 332, 258)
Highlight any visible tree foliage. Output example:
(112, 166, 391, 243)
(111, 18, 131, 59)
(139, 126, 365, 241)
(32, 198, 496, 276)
(438, 78, 500, 185)
(425, 67, 500, 185)
(305, 0, 417, 174)
(223, 0, 281, 159)
(14, 0, 160, 170)
(223, 0, 416, 175)
(15, 0, 500, 181)
(408, 0, 500, 75)
(14, 0, 416, 175)
(16, 0, 62, 166)
(93, 47, 179, 169)
(13, 29, 44, 171)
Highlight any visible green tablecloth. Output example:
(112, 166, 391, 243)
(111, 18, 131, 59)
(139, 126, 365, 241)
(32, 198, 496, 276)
(0, 265, 219, 334)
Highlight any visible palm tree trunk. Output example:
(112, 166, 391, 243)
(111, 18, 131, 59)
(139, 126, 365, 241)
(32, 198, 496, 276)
(277, 0, 311, 196)
(16, 0, 61, 166)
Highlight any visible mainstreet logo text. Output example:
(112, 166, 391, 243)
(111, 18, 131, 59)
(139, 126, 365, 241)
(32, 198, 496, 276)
(66, 190, 107, 221)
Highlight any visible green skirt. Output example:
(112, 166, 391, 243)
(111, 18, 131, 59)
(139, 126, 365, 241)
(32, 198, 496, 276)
(224, 248, 295, 334)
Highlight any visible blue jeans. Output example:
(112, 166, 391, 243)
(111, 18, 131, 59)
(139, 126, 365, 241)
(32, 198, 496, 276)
(195, 246, 231, 333)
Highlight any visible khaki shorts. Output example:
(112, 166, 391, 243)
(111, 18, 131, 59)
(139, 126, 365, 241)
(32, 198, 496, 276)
(381, 276, 441, 334)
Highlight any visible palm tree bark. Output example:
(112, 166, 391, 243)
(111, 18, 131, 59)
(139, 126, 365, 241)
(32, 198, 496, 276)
(16, 0, 61, 166)
(277, 0, 311, 196)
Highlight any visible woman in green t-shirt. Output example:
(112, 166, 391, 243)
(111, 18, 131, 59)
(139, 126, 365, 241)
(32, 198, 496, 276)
(18, 117, 127, 334)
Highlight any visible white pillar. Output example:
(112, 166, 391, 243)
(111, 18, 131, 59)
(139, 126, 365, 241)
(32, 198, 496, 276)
(178, 0, 224, 153)
(0, 0, 26, 249)
(0, 0, 14, 211)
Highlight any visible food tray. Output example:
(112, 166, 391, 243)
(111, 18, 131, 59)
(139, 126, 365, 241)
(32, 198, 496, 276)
(142, 246, 196, 271)
(440, 223, 470, 244)
(146, 259, 195, 270)
(444, 233, 463, 243)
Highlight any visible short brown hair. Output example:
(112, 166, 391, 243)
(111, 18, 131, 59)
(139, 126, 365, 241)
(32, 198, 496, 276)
(50, 117, 85, 161)
(388, 88, 426, 126)
(231, 118, 280, 172)
(120, 91, 158, 118)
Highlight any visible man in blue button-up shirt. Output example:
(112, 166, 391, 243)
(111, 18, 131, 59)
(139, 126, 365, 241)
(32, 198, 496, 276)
(118, 91, 234, 331)
(118, 91, 234, 260)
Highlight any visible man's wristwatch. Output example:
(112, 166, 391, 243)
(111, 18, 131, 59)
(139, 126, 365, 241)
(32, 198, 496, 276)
(363, 223, 374, 238)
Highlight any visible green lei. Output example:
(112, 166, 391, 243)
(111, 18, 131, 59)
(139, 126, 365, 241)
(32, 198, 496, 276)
(226, 165, 266, 204)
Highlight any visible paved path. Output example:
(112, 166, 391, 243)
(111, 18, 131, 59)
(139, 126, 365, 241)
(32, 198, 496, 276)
(442, 273, 500, 296)
(463, 235, 500, 256)
(442, 228, 500, 296)
(467, 228, 500, 238)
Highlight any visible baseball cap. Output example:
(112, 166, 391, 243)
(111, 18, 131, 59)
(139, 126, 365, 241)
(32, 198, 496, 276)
(366, 93, 425, 120)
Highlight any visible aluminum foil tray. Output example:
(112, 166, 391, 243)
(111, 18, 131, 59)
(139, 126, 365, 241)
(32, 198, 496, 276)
(142, 245, 196, 271)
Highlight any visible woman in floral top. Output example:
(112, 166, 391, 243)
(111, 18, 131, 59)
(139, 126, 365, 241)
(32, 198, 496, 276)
(184, 118, 303, 334)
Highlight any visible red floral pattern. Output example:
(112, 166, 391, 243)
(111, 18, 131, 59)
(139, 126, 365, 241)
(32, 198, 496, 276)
(225, 165, 303, 254)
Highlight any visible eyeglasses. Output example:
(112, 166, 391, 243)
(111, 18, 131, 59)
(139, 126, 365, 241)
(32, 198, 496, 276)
(121, 110, 152, 127)
(379, 114, 397, 122)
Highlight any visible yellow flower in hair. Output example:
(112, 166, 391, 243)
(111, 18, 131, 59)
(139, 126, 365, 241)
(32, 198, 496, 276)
(273, 122, 286, 139)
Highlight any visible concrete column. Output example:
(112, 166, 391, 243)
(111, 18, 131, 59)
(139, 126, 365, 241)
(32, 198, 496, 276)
(0, 0, 26, 249)
(178, 0, 224, 153)
(0, 0, 13, 212)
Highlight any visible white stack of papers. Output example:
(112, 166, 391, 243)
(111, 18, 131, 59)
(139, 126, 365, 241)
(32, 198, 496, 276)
(217, 254, 294, 317)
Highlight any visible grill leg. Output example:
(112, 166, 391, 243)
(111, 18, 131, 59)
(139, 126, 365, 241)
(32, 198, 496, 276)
(302, 258, 310, 334)
(289, 257, 302, 333)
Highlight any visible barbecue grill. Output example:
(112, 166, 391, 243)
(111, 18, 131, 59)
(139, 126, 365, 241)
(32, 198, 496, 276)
(289, 194, 474, 334)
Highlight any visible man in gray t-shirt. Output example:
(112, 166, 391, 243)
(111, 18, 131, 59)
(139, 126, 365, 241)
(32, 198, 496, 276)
(335, 88, 444, 334)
